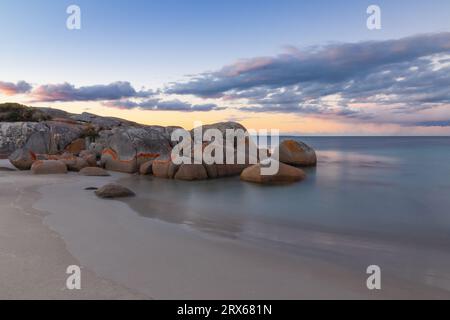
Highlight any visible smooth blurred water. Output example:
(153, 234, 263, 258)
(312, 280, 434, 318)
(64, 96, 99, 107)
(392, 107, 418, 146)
(120, 137, 450, 248)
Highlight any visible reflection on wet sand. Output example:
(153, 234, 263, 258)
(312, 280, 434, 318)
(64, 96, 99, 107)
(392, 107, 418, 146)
(118, 176, 247, 239)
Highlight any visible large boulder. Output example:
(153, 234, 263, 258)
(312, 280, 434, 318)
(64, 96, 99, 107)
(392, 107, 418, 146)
(148, 125, 184, 147)
(44, 121, 86, 153)
(79, 167, 110, 176)
(275, 140, 317, 167)
(134, 127, 172, 165)
(202, 145, 254, 178)
(101, 127, 171, 173)
(167, 162, 180, 178)
(204, 163, 249, 179)
(179, 123, 257, 178)
(240, 161, 306, 184)
(95, 183, 135, 198)
(139, 161, 154, 175)
(174, 164, 208, 181)
(36, 107, 71, 119)
(190, 122, 256, 159)
(151, 159, 179, 178)
(23, 130, 54, 155)
(79, 150, 97, 166)
(166, 126, 184, 147)
(31, 160, 67, 175)
(101, 148, 138, 173)
(8, 148, 36, 170)
(22, 121, 86, 156)
(152, 159, 171, 178)
(71, 112, 137, 129)
(190, 122, 247, 142)
(0, 120, 87, 158)
(88, 141, 105, 158)
(62, 156, 89, 172)
(65, 138, 86, 155)
(88, 129, 113, 158)
(0, 122, 47, 158)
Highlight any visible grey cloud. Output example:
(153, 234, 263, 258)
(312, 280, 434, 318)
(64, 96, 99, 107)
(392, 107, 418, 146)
(167, 33, 450, 98)
(414, 120, 450, 127)
(31, 81, 153, 102)
(104, 99, 223, 112)
(156, 100, 222, 112)
(0, 80, 32, 95)
(165, 33, 450, 123)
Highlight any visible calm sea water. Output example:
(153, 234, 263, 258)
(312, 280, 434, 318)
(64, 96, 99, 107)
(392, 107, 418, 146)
(120, 137, 450, 249)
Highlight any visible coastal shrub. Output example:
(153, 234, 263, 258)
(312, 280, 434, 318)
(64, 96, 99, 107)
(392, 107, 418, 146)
(80, 124, 99, 140)
(0, 103, 52, 122)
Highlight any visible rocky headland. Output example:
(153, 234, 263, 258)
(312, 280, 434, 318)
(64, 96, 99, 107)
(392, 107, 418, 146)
(1, 103, 317, 190)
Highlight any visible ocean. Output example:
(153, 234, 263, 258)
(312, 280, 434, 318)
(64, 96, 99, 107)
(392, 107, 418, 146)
(120, 137, 450, 246)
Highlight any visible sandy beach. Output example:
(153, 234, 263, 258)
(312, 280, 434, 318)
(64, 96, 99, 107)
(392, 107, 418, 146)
(1, 0, 450, 304)
(0, 160, 146, 299)
(1, 157, 450, 300)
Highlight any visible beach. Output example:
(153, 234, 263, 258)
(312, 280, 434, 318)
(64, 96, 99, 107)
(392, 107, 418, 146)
(2, 137, 450, 299)
(1, 0, 449, 304)
(0, 160, 146, 299)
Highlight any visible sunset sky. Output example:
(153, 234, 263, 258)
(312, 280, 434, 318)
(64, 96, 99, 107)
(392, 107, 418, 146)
(1, 0, 450, 135)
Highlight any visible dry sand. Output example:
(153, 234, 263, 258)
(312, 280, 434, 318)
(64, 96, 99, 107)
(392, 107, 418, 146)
(1, 159, 449, 299)
(0, 161, 146, 299)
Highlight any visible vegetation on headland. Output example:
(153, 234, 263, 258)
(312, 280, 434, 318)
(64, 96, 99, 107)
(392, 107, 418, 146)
(0, 103, 52, 122)
(80, 124, 99, 140)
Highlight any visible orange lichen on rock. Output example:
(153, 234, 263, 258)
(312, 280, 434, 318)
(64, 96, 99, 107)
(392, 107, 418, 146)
(285, 140, 300, 152)
(102, 148, 119, 161)
(137, 152, 160, 159)
(65, 138, 86, 155)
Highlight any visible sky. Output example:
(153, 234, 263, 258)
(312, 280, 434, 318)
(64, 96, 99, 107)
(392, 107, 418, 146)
(0, 0, 450, 135)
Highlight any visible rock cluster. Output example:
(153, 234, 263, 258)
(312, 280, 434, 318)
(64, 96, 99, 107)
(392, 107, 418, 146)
(3, 105, 318, 186)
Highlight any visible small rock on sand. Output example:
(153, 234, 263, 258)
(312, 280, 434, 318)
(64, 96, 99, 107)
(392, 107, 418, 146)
(79, 167, 110, 176)
(95, 183, 135, 199)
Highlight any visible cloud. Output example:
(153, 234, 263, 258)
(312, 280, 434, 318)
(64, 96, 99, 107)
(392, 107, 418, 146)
(30, 81, 153, 102)
(167, 33, 450, 98)
(103, 98, 159, 110)
(12, 78, 222, 112)
(166, 33, 450, 123)
(0, 81, 32, 95)
(414, 120, 450, 127)
(104, 99, 223, 112)
(156, 100, 221, 112)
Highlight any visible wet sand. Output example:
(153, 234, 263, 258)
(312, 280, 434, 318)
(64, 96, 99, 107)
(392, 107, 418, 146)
(1, 159, 450, 299)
